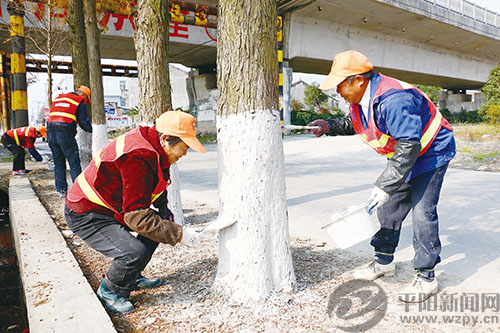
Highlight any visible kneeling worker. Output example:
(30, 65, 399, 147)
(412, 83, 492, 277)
(65, 111, 206, 313)
(1, 125, 46, 175)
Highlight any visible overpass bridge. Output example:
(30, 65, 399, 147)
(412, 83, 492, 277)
(1, 0, 499, 89)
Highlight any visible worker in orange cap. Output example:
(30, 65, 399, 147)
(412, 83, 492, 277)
(47, 85, 93, 198)
(308, 50, 456, 303)
(64, 110, 206, 314)
(1, 125, 47, 175)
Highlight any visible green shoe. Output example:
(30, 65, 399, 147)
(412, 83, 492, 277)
(135, 276, 162, 290)
(96, 282, 134, 314)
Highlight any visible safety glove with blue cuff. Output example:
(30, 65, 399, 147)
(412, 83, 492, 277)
(366, 186, 390, 215)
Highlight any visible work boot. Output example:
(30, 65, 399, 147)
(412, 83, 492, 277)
(353, 260, 395, 280)
(57, 190, 67, 199)
(398, 275, 438, 303)
(96, 282, 134, 314)
(134, 276, 162, 290)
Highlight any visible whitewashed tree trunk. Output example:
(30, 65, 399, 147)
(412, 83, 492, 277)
(133, 0, 183, 221)
(167, 164, 184, 226)
(214, 0, 296, 302)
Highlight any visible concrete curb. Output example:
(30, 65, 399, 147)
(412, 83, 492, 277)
(9, 176, 116, 332)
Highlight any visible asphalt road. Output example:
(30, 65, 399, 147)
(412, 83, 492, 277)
(177, 133, 500, 295)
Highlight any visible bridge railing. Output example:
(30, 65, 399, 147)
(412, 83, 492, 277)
(424, 0, 499, 28)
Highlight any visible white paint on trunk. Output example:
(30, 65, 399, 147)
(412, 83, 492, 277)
(167, 163, 184, 226)
(76, 129, 92, 169)
(214, 109, 296, 302)
(92, 124, 108, 157)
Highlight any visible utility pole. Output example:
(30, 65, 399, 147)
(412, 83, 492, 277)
(8, 0, 28, 127)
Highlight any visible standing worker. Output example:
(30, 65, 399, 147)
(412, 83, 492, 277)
(47, 85, 92, 198)
(308, 50, 455, 302)
(65, 111, 206, 314)
(1, 125, 46, 175)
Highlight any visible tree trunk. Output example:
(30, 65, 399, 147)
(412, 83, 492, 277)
(67, 0, 91, 168)
(215, 0, 296, 301)
(133, 0, 172, 123)
(133, 0, 183, 225)
(46, 0, 52, 116)
(83, 0, 107, 154)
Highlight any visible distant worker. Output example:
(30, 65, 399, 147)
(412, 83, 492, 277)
(65, 111, 206, 314)
(308, 50, 455, 302)
(1, 125, 46, 175)
(47, 85, 92, 198)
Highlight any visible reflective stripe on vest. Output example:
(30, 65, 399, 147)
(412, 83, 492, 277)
(48, 111, 77, 121)
(75, 172, 120, 215)
(48, 93, 82, 124)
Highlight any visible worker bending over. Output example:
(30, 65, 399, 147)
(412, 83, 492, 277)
(65, 111, 206, 314)
(308, 50, 455, 302)
(1, 125, 46, 175)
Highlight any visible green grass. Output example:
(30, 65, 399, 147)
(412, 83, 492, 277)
(1, 156, 13, 162)
(472, 151, 499, 162)
(197, 133, 217, 144)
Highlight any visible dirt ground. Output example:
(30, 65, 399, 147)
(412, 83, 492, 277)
(1, 131, 499, 332)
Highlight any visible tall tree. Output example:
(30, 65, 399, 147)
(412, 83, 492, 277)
(215, 0, 296, 301)
(24, 0, 68, 119)
(83, 0, 106, 153)
(133, 0, 172, 123)
(133, 0, 183, 224)
(67, 0, 91, 168)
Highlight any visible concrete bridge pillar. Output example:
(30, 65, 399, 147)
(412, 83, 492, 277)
(439, 89, 485, 113)
(187, 70, 217, 134)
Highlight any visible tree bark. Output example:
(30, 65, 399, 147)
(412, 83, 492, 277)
(67, 0, 91, 168)
(83, 0, 107, 154)
(215, 0, 296, 301)
(133, 0, 172, 123)
(133, 0, 183, 225)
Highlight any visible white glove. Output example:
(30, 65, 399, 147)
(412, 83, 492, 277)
(366, 186, 390, 215)
(180, 227, 201, 247)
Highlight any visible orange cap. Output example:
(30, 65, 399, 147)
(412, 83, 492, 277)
(36, 125, 47, 138)
(155, 111, 206, 153)
(319, 50, 373, 91)
(77, 85, 91, 103)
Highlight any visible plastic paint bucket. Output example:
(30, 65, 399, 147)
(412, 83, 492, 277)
(322, 204, 379, 249)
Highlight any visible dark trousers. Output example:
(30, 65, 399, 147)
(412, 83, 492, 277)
(371, 163, 449, 275)
(64, 205, 159, 298)
(1, 134, 25, 171)
(47, 130, 82, 192)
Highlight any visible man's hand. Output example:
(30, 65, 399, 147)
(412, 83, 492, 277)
(366, 186, 390, 215)
(307, 119, 329, 137)
(180, 227, 201, 247)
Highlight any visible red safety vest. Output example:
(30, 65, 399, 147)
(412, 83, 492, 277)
(67, 128, 171, 225)
(48, 93, 84, 124)
(350, 74, 453, 158)
(6, 126, 37, 148)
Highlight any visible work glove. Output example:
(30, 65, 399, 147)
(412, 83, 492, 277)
(366, 186, 390, 215)
(159, 206, 175, 221)
(307, 119, 329, 137)
(180, 227, 201, 247)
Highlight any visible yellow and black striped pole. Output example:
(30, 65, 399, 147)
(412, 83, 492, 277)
(8, 0, 28, 127)
(277, 15, 284, 135)
(0, 53, 11, 132)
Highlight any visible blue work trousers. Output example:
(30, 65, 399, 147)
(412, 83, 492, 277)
(64, 205, 159, 298)
(47, 131, 82, 192)
(371, 163, 449, 274)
